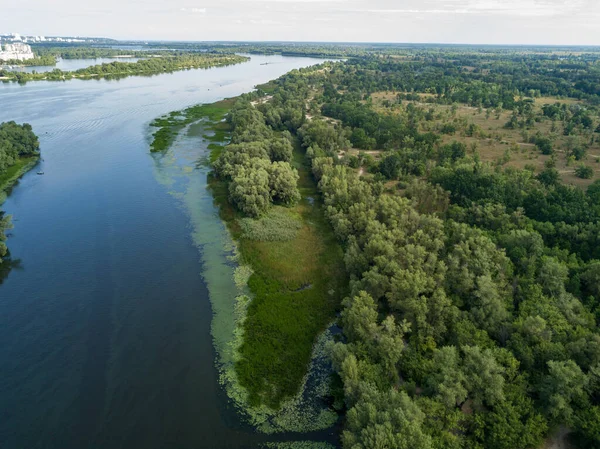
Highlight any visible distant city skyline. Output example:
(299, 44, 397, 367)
(3, 0, 600, 45)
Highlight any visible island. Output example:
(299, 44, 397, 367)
(0, 53, 249, 83)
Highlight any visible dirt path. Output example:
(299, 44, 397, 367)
(542, 427, 572, 449)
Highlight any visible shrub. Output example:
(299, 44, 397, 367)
(239, 207, 303, 241)
(575, 164, 594, 179)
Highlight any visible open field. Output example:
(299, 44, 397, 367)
(369, 92, 600, 187)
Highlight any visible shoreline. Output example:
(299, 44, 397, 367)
(0, 156, 40, 205)
(149, 96, 345, 442)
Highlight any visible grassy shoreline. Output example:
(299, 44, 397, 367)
(0, 156, 40, 204)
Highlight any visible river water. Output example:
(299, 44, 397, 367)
(0, 54, 330, 449)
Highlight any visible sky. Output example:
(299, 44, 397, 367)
(3, 0, 600, 45)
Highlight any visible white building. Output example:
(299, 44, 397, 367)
(0, 42, 35, 61)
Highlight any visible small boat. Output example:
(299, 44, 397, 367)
(37, 171, 44, 175)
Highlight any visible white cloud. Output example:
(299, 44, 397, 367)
(362, 0, 588, 18)
(180, 7, 207, 14)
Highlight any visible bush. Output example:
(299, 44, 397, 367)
(239, 207, 302, 241)
(440, 123, 457, 135)
(575, 164, 594, 179)
(535, 136, 554, 155)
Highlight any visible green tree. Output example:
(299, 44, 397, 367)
(267, 161, 301, 206)
(540, 360, 589, 425)
(228, 164, 271, 217)
(575, 164, 594, 180)
(343, 390, 433, 449)
(0, 212, 13, 262)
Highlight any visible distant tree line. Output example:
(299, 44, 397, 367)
(0, 53, 249, 83)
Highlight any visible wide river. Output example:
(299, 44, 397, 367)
(0, 55, 330, 449)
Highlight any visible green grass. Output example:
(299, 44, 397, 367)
(209, 138, 347, 409)
(256, 80, 278, 94)
(149, 98, 234, 152)
(239, 207, 303, 242)
(0, 156, 39, 195)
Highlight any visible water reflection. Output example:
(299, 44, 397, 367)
(0, 252, 22, 284)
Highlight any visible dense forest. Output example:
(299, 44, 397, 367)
(0, 121, 39, 263)
(209, 49, 600, 448)
(0, 53, 248, 83)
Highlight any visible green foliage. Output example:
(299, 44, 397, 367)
(150, 99, 234, 152)
(239, 207, 302, 242)
(268, 162, 301, 206)
(229, 162, 272, 217)
(147, 47, 600, 444)
(205, 89, 347, 412)
(343, 390, 433, 449)
(0, 122, 40, 265)
(576, 164, 594, 179)
(541, 360, 589, 425)
(0, 121, 39, 172)
(248, 54, 600, 448)
(0, 212, 12, 262)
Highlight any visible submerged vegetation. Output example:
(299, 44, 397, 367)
(150, 99, 236, 152)
(0, 53, 249, 83)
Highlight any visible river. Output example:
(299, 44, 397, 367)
(0, 54, 332, 449)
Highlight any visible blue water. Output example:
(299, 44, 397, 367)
(0, 55, 329, 449)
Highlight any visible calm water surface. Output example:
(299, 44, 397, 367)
(0, 55, 330, 449)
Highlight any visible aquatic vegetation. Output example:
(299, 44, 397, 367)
(150, 99, 235, 152)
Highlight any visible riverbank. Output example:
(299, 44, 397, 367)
(150, 96, 346, 436)
(0, 156, 39, 204)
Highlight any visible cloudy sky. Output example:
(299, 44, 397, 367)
(3, 0, 600, 44)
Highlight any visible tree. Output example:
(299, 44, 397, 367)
(228, 164, 271, 217)
(343, 390, 434, 449)
(535, 136, 554, 155)
(378, 153, 402, 179)
(0, 212, 13, 262)
(426, 346, 468, 408)
(575, 164, 594, 180)
(462, 345, 505, 407)
(267, 161, 300, 206)
(540, 360, 589, 425)
(268, 137, 293, 162)
(482, 382, 548, 449)
(537, 256, 568, 297)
